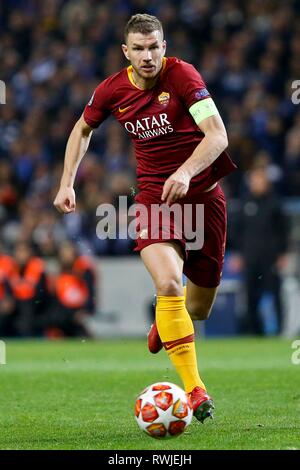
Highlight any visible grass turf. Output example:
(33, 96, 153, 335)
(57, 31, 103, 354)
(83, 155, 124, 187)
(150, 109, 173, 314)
(0, 337, 299, 450)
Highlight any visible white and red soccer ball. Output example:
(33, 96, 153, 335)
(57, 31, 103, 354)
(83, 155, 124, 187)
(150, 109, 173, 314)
(135, 382, 193, 439)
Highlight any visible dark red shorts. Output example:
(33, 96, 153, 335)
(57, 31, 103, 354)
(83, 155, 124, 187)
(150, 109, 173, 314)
(134, 182, 227, 288)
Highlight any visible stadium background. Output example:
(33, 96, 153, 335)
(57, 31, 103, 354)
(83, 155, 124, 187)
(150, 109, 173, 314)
(1, 0, 300, 453)
(1, 0, 300, 338)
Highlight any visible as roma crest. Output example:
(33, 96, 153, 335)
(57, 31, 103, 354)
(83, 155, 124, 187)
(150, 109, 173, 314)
(158, 91, 170, 105)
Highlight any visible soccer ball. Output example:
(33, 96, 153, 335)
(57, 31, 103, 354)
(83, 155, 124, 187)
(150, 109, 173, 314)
(134, 382, 193, 439)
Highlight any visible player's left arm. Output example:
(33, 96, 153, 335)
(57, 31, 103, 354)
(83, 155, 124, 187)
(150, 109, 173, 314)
(162, 111, 228, 205)
(182, 111, 228, 179)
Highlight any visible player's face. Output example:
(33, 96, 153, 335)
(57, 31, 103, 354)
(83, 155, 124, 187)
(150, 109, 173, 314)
(122, 30, 166, 82)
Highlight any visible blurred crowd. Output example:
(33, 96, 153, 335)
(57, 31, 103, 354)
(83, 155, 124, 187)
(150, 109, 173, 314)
(0, 0, 300, 257)
(0, 239, 96, 337)
(0, 0, 299, 336)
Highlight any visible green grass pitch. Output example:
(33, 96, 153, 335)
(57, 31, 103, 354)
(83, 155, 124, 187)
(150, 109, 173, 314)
(0, 337, 299, 450)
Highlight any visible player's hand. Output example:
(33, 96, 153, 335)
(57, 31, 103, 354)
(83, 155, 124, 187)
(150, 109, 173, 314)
(161, 169, 190, 206)
(53, 186, 76, 213)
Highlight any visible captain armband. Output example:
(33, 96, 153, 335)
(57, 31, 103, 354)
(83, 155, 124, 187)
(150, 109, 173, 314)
(189, 98, 219, 125)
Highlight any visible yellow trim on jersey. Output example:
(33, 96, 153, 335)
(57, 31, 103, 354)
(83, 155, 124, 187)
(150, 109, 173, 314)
(127, 66, 142, 89)
(127, 57, 167, 90)
(189, 98, 218, 125)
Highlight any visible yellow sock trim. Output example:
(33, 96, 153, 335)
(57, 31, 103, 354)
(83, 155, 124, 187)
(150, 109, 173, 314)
(156, 295, 206, 392)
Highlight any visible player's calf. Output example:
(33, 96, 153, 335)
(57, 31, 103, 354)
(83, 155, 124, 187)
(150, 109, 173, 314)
(185, 300, 213, 321)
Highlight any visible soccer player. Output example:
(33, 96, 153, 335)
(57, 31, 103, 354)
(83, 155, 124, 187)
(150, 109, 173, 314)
(54, 14, 236, 422)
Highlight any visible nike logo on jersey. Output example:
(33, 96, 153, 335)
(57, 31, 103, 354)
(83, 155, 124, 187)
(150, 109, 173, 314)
(88, 91, 95, 106)
(119, 105, 132, 113)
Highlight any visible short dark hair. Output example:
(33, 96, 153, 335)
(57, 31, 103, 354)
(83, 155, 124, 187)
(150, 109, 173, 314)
(124, 14, 163, 42)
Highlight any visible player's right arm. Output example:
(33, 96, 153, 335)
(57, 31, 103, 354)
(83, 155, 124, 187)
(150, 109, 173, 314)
(54, 78, 112, 214)
(53, 114, 93, 213)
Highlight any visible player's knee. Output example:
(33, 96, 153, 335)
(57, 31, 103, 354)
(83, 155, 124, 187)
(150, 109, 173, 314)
(156, 277, 183, 297)
(186, 300, 212, 321)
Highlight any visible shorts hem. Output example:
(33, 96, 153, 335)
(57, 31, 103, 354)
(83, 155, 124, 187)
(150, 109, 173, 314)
(134, 238, 187, 259)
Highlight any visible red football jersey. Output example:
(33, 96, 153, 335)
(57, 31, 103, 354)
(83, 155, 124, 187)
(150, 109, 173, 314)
(84, 57, 236, 189)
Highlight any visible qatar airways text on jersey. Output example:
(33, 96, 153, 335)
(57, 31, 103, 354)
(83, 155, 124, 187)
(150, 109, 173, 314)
(124, 113, 174, 139)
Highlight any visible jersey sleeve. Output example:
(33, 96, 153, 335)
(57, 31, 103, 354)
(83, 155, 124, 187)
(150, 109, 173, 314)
(83, 80, 111, 128)
(173, 61, 209, 106)
(173, 61, 219, 125)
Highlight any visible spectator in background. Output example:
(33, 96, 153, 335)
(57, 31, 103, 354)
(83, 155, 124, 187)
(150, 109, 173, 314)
(9, 241, 49, 336)
(43, 241, 96, 337)
(0, 161, 19, 220)
(72, 241, 97, 315)
(231, 164, 289, 335)
(284, 112, 300, 196)
(0, 244, 16, 336)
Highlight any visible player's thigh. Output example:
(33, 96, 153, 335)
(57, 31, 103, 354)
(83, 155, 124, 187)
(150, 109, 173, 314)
(185, 278, 219, 321)
(140, 241, 184, 296)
